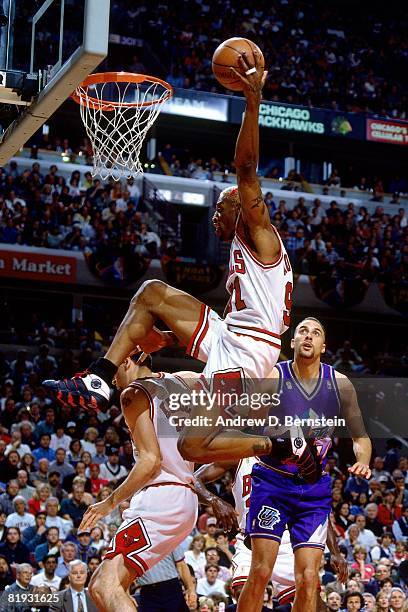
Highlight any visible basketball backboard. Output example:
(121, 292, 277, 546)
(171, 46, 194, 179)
(0, 0, 110, 165)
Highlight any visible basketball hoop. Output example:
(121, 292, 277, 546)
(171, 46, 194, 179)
(72, 72, 173, 180)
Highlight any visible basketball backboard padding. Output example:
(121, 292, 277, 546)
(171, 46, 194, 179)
(0, 0, 110, 166)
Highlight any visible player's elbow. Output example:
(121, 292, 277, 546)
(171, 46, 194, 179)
(178, 435, 206, 462)
(142, 452, 162, 479)
(235, 158, 257, 175)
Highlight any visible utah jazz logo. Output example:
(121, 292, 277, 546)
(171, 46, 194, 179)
(257, 505, 281, 530)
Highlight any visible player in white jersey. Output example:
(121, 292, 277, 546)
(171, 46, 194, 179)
(44, 49, 293, 468)
(195, 458, 347, 610)
(79, 353, 199, 612)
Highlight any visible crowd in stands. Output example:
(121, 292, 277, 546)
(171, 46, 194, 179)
(270, 194, 407, 296)
(21, 135, 408, 201)
(0, 161, 163, 259)
(110, 0, 407, 118)
(0, 338, 408, 610)
(157, 146, 408, 199)
(9, 0, 408, 119)
(0, 160, 407, 273)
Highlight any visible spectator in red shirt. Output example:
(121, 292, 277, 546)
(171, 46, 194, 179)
(350, 546, 376, 582)
(28, 483, 52, 516)
(378, 490, 403, 527)
(89, 464, 108, 496)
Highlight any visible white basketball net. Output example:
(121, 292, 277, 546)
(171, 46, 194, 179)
(75, 77, 172, 181)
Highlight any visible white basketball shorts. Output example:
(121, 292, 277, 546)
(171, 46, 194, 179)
(105, 483, 198, 577)
(230, 531, 295, 604)
(186, 304, 281, 383)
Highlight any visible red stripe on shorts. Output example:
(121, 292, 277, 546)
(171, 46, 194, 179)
(186, 303, 207, 357)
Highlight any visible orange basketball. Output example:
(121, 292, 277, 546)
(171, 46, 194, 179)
(212, 37, 264, 91)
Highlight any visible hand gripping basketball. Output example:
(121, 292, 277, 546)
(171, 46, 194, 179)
(230, 49, 268, 97)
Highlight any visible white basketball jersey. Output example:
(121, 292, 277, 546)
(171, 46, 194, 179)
(129, 373, 195, 488)
(232, 456, 257, 531)
(224, 228, 293, 349)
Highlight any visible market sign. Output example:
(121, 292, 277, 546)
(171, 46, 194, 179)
(0, 249, 76, 283)
(366, 119, 408, 145)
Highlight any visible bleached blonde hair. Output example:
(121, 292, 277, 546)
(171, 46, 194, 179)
(219, 186, 240, 204)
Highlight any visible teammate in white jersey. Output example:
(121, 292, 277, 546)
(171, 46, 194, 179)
(79, 353, 199, 612)
(44, 49, 294, 468)
(195, 458, 348, 611)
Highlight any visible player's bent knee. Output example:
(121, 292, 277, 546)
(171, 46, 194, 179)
(131, 279, 168, 309)
(89, 561, 118, 596)
(251, 561, 273, 585)
(89, 572, 102, 600)
(296, 567, 319, 590)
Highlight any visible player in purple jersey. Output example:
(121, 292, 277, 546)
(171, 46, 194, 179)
(237, 317, 372, 612)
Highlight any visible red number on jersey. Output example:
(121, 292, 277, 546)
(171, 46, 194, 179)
(233, 277, 246, 311)
(233, 250, 246, 274)
(283, 281, 293, 326)
(212, 369, 244, 418)
(242, 474, 252, 508)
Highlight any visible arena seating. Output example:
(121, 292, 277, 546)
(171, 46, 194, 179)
(0, 159, 406, 293)
(110, 0, 407, 118)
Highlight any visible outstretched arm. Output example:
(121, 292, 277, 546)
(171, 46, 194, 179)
(194, 461, 239, 531)
(232, 50, 280, 261)
(79, 388, 161, 530)
(336, 372, 372, 479)
(176, 559, 197, 610)
(326, 514, 348, 583)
